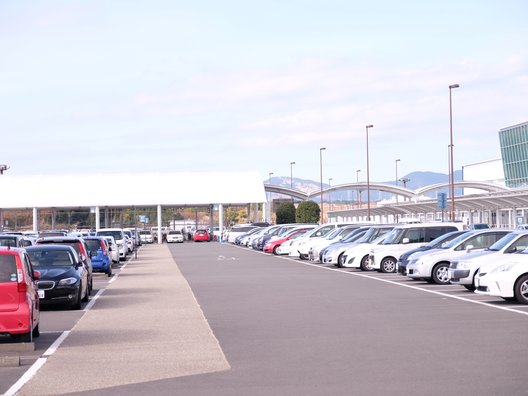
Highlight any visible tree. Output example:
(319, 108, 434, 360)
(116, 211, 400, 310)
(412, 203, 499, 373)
(275, 201, 296, 224)
(296, 200, 320, 223)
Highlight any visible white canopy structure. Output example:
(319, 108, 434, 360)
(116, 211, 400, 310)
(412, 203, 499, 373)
(0, 171, 267, 208)
(0, 171, 268, 242)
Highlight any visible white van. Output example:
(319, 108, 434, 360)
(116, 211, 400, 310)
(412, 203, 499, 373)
(368, 223, 464, 273)
(226, 225, 260, 244)
(96, 228, 127, 260)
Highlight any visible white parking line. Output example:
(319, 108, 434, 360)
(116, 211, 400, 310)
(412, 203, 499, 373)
(4, 331, 71, 396)
(3, 255, 135, 396)
(277, 254, 528, 317)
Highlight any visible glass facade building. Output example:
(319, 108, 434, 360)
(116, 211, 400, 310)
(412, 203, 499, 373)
(499, 121, 528, 188)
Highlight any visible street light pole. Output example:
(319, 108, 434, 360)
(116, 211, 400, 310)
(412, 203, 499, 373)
(319, 147, 326, 223)
(365, 125, 374, 221)
(449, 84, 460, 221)
(395, 159, 400, 222)
(290, 161, 295, 189)
(356, 169, 361, 208)
(268, 172, 274, 223)
(328, 177, 333, 212)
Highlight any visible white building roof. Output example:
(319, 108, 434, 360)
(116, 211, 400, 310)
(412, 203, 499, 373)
(0, 171, 267, 209)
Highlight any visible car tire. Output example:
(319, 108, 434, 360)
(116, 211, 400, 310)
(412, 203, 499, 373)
(15, 331, 32, 343)
(514, 274, 528, 304)
(360, 255, 373, 271)
(72, 288, 83, 310)
(379, 257, 397, 273)
(299, 254, 308, 260)
(431, 263, 450, 285)
(463, 284, 476, 291)
(82, 283, 89, 303)
(32, 323, 40, 338)
(107, 265, 113, 277)
(336, 253, 344, 268)
(273, 246, 280, 255)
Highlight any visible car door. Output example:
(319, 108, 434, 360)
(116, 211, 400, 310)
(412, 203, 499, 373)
(0, 254, 19, 313)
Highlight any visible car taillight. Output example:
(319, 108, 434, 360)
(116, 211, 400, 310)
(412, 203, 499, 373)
(17, 268, 27, 292)
(100, 242, 108, 256)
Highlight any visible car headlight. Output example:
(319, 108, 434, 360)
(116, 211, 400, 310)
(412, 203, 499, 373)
(58, 277, 78, 286)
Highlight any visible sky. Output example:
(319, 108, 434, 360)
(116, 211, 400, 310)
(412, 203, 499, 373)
(1, 1, 527, 186)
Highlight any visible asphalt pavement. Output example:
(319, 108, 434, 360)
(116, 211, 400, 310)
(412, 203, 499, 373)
(15, 244, 230, 395)
(8, 241, 528, 396)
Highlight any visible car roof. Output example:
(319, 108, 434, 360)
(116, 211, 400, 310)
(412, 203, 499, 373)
(0, 247, 24, 255)
(27, 244, 76, 252)
(36, 236, 84, 242)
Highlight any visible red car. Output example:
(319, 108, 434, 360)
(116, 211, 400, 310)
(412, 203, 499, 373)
(0, 247, 40, 342)
(193, 229, 210, 242)
(263, 229, 308, 255)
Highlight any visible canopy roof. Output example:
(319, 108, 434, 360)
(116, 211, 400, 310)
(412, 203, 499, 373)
(0, 171, 267, 209)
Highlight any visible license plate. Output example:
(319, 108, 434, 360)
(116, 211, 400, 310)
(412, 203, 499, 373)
(38, 290, 45, 299)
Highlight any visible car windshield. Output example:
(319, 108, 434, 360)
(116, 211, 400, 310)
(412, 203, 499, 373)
(424, 231, 466, 249)
(486, 233, 528, 252)
(325, 228, 343, 240)
(84, 239, 102, 252)
(0, 237, 17, 246)
(97, 230, 123, 240)
(380, 228, 406, 245)
(441, 232, 478, 249)
(28, 250, 74, 267)
(0, 255, 17, 282)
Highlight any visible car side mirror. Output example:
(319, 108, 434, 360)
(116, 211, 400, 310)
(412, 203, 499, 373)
(465, 244, 474, 252)
(402, 237, 410, 244)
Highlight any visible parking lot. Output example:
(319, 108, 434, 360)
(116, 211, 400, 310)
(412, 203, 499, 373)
(1, 241, 527, 395)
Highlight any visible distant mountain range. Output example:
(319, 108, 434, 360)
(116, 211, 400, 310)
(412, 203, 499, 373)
(268, 171, 463, 202)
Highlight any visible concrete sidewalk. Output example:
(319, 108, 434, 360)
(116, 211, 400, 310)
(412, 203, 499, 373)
(18, 244, 230, 395)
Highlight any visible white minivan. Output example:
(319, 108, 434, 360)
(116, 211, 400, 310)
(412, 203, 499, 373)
(96, 228, 127, 260)
(369, 223, 464, 273)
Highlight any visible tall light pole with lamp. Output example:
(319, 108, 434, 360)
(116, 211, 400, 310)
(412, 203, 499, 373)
(290, 161, 295, 189)
(449, 84, 460, 221)
(319, 147, 326, 223)
(365, 125, 374, 220)
(356, 169, 361, 208)
(268, 172, 274, 223)
(328, 177, 333, 212)
(395, 158, 400, 222)
(0, 164, 8, 232)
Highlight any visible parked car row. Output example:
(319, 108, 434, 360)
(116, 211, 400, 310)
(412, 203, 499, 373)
(265, 221, 528, 305)
(0, 227, 142, 343)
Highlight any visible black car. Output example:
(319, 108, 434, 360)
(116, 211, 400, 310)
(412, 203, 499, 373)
(26, 245, 89, 310)
(35, 236, 93, 295)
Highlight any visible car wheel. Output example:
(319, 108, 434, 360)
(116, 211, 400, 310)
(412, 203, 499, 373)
(15, 331, 32, 343)
(82, 282, 89, 303)
(107, 264, 113, 277)
(336, 253, 344, 268)
(501, 296, 517, 302)
(514, 274, 528, 304)
(89, 277, 93, 295)
(360, 255, 374, 271)
(380, 257, 397, 273)
(72, 288, 83, 310)
(431, 263, 450, 285)
(299, 254, 308, 260)
(463, 284, 476, 291)
(273, 245, 280, 255)
(32, 323, 40, 338)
